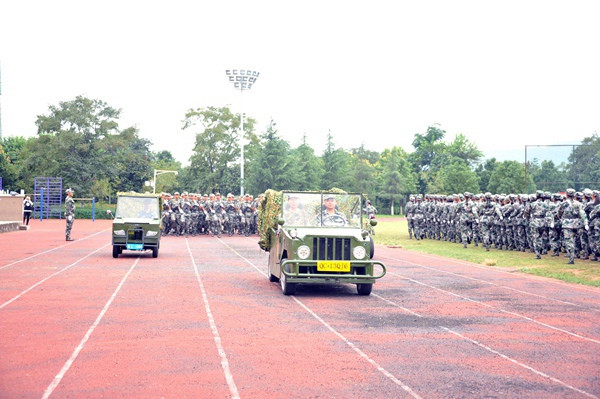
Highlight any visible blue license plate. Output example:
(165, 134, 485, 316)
(126, 243, 143, 250)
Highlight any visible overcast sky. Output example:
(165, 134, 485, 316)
(1, 0, 599, 165)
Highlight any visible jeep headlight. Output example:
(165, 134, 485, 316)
(114, 229, 125, 236)
(353, 245, 366, 259)
(146, 230, 158, 237)
(297, 245, 311, 259)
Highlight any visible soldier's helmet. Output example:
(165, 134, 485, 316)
(473, 194, 480, 200)
(509, 194, 516, 201)
(566, 188, 576, 197)
(575, 191, 583, 200)
(528, 194, 536, 201)
(174, 192, 180, 196)
(409, 195, 415, 201)
(458, 193, 465, 201)
(416, 194, 423, 200)
(552, 193, 561, 201)
(484, 192, 492, 200)
(593, 190, 600, 198)
(65, 188, 73, 194)
(520, 194, 529, 201)
(535, 190, 544, 198)
(583, 188, 593, 198)
(464, 192, 472, 198)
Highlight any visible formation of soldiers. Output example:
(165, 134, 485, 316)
(161, 192, 262, 238)
(405, 189, 600, 264)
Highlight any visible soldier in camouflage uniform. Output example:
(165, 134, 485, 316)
(413, 194, 425, 240)
(513, 195, 527, 252)
(588, 190, 600, 261)
(405, 195, 415, 239)
(580, 189, 595, 260)
(559, 188, 589, 264)
(527, 190, 550, 259)
(457, 192, 478, 248)
(65, 188, 75, 241)
(480, 192, 503, 251)
(503, 195, 516, 250)
(549, 193, 563, 256)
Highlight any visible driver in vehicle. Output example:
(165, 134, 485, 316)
(315, 194, 348, 226)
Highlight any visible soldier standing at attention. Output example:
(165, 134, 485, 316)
(529, 190, 550, 259)
(65, 188, 75, 241)
(588, 190, 600, 261)
(559, 188, 589, 264)
(405, 195, 415, 239)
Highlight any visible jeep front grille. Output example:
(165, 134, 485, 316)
(128, 228, 144, 241)
(313, 237, 351, 260)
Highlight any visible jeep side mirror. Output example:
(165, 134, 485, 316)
(370, 219, 378, 227)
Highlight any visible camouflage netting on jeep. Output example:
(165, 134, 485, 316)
(258, 189, 282, 251)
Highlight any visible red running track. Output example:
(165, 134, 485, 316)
(1, 219, 599, 398)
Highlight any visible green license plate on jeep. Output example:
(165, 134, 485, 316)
(126, 243, 143, 250)
(317, 260, 351, 272)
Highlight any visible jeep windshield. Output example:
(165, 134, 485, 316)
(115, 196, 160, 219)
(281, 192, 362, 228)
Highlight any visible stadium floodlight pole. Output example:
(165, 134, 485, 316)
(225, 69, 260, 197)
(153, 169, 178, 194)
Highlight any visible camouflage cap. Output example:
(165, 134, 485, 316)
(566, 188, 576, 197)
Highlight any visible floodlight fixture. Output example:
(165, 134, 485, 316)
(225, 69, 260, 196)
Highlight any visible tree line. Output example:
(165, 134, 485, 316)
(1, 96, 598, 213)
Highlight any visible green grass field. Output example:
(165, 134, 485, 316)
(375, 217, 600, 287)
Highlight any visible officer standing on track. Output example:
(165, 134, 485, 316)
(65, 188, 75, 241)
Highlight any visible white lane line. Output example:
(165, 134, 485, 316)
(218, 239, 422, 399)
(186, 238, 240, 399)
(42, 256, 140, 399)
(0, 229, 108, 271)
(292, 296, 423, 399)
(387, 270, 600, 345)
(372, 293, 599, 399)
(0, 244, 110, 310)
(379, 253, 600, 312)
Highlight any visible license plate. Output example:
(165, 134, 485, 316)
(126, 243, 143, 250)
(317, 260, 351, 272)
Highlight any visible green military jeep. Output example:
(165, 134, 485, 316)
(258, 190, 386, 295)
(111, 192, 162, 258)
